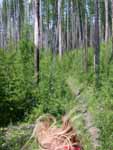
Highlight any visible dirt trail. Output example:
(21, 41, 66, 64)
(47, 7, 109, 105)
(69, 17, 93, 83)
(67, 78, 100, 150)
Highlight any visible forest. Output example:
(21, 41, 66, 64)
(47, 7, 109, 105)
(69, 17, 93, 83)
(0, 0, 113, 150)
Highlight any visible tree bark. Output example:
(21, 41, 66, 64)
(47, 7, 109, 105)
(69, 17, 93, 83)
(54, 0, 58, 54)
(58, 0, 62, 58)
(105, 0, 109, 43)
(94, 0, 100, 85)
(89, 19, 93, 47)
(0, 6, 3, 48)
(34, 0, 40, 82)
(71, 0, 76, 49)
(78, 1, 83, 48)
(111, 0, 113, 60)
(66, 0, 69, 50)
(84, 14, 88, 72)
(40, 0, 43, 48)
(109, 0, 113, 63)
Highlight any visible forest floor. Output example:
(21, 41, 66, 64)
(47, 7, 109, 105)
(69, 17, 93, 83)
(0, 45, 113, 150)
(0, 77, 101, 150)
(66, 77, 100, 150)
(0, 74, 105, 150)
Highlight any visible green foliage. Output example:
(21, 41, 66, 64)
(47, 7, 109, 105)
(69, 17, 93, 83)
(0, 125, 34, 150)
(0, 41, 113, 150)
(28, 52, 73, 122)
(0, 41, 73, 126)
(0, 41, 35, 126)
(96, 80, 113, 150)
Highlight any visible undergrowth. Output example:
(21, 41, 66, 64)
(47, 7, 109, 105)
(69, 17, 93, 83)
(0, 41, 113, 149)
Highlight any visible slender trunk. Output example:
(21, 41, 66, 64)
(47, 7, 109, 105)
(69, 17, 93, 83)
(112, 0, 113, 58)
(0, 6, 2, 48)
(17, 0, 20, 41)
(105, 0, 109, 74)
(71, 0, 76, 49)
(40, 0, 43, 48)
(78, 1, 83, 48)
(75, 15, 79, 48)
(69, 0, 71, 49)
(90, 19, 93, 47)
(58, 0, 62, 58)
(78, 15, 81, 48)
(66, 0, 69, 50)
(34, 0, 40, 82)
(94, 0, 100, 85)
(105, 0, 109, 43)
(54, 0, 58, 54)
(109, 0, 113, 63)
(111, 0, 113, 60)
(46, 0, 49, 49)
(84, 15, 88, 72)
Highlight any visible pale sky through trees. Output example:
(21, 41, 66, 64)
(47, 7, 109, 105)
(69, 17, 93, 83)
(0, 0, 2, 4)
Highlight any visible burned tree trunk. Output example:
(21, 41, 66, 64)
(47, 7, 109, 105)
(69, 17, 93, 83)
(34, 0, 40, 82)
(94, 0, 100, 85)
(58, 0, 62, 58)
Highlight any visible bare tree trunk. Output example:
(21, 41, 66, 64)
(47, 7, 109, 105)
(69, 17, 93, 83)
(109, 0, 113, 63)
(68, 0, 71, 49)
(84, 15, 88, 72)
(94, 0, 100, 85)
(112, 0, 113, 58)
(66, 0, 69, 51)
(78, 15, 81, 48)
(0, 6, 3, 48)
(58, 0, 62, 58)
(104, 0, 109, 74)
(75, 15, 79, 48)
(90, 19, 93, 47)
(105, 0, 109, 43)
(110, 0, 113, 60)
(54, 0, 58, 54)
(78, 1, 83, 48)
(46, 0, 49, 49)
(71, 0, 76, 49)
(34, 0, 40, 82)
(40, 0, 43, 48)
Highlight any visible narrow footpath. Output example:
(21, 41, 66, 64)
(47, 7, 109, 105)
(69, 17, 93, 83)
(67, 77, 100, 150)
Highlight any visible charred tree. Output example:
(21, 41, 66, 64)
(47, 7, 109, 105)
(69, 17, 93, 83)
(34, 0, 40, 82)
(94, 0, 100, 85)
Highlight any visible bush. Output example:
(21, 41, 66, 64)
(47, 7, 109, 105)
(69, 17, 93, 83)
(0, 41, 35, 126)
